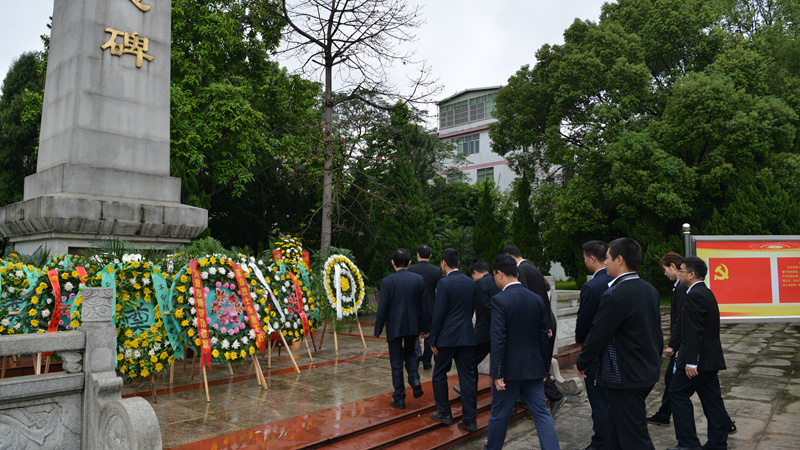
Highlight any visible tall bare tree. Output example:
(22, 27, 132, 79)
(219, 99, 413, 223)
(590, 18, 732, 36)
(272, 0, 441, 253)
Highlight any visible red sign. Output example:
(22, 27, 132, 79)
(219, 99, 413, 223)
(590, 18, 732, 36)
(707, 257, 772, 304)
(777, 257, 800, 303)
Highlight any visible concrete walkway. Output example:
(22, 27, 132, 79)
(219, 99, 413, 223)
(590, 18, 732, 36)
(122, 315, 800, 449)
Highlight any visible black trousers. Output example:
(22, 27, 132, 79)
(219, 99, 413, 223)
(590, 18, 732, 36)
(387, 335, 420, 400)
(432, 345, 477, 423)
(653, 353, 675, 418)
(605, 385, 656, 450)
(670, 369, 729, 449)
(584, 360, 608, 449)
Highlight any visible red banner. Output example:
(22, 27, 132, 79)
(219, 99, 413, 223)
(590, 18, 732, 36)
(288, 272, 309, 336)
(708, 257, 772, 304)
(188, 260, 213, 371)
(272, 249, 283, 261)
(76, 266, 88, 284)
(46, 269, 62, 332)
(228, 260, 266, 352)
(302, 251, 311, 270)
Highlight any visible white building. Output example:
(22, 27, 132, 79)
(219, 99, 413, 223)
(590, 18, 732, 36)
(436, 86, 516, 192)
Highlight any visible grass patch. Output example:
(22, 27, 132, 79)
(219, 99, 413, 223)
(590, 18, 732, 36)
(555, 280, 579, 290)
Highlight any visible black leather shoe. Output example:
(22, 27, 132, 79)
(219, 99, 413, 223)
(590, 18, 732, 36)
(647, 414, 670, 426)
(549, 397, 566, 416)
(416, 355, 423, 364)
(453, 385, 462, 396)
(457, 420, 477, 432)
(430, 411, 453, 425)
(389, 398, 405, 409)
(412, 383, 424, 398)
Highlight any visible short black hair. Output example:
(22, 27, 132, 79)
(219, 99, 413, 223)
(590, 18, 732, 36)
(441, 248, 460, 269)
(492, 254, 518, 278)
(502, 244, 522, 258)
(469, 258, 490, 276)
(608, 238, 643, 271)
(681, 256, 708, 279)
(392, 248, 411, 268)
(416, 244, 432, 259)
(582, 240, 608, 261)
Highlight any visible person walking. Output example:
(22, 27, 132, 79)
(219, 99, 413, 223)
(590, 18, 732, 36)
(374, 248, 428, 409)
(576, 238, 662, 450)
(484, 253, 560, 450)
(429, 248, 478, 431)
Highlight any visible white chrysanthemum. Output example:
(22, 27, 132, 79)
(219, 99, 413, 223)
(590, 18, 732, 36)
(133, 350, 141, 359)
(201, 272, 209, 280)
(304, 305, 309, 311)
(227, 272, 235, 279)
(64, 282, 74, 292)
(189, 287, 194, 295)
(153, 343, 161, 352)
(208, 267, 217, 276)
(6, 286, 14, 294)
(192, 317, 198, 327)
(0, 318, 10, 327)
(191, 307, 196, 315)
(211, 337, 219, 345)
(41, 309, 51, 318)
(232, 341, 240, 349)
(14, 323, 21, 329)
(142, 277, 150, 286)
(46, 298, 52, 304)
(125, 349, 132, 359)
(15, 270, 23, 278)
(189, 297, 195, 306)
(218, 267, 226, 275)
(148, 349, 156, 357)
(249, 329, 256, 339)
(221, 340, 230, 349)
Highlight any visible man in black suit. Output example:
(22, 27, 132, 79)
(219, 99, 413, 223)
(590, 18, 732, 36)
(576, 238, 662, 450)
(484, 254, 560, 450)
(429, 248, 478, 431)
(409, 244, 441, 370)
(374, 248, 428, 409)
(453, 258, 498, 396)
(575, 240, 613, 450)
(668, 256, 730, 450)
(503, 244, 565, 415)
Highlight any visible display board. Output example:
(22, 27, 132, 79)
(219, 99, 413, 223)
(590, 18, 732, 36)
(692, 237, 800, 322)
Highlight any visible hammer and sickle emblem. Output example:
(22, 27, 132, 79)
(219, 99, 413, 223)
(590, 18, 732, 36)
(714, 264, 729, 281)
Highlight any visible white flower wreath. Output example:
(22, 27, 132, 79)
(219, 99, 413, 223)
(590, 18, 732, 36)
(323, 254, 365, 320)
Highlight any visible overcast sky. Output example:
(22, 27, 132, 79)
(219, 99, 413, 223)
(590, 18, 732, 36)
(2, 0, 609, 118)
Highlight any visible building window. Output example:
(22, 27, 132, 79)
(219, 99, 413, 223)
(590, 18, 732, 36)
(439, 92, 496, 129)
(477, 167, 494, 183)
(457, 134, 480, 155)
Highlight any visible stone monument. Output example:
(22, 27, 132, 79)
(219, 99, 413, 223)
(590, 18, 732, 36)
(0, 0, 207, 256)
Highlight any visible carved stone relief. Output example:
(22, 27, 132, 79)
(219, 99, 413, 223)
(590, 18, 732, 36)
(0, 403, 63, 450)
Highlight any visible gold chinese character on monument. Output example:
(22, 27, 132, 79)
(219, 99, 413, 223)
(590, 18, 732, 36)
(100, 28, 155, 68)
(130, 0, 151, 12)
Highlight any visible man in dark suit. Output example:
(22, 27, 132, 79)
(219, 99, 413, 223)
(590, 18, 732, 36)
(409, 244, 441, 370)
(647, 252, 686, 426)
(429, 248, 478, 431)
(503, 244, 565, 415)
(484, 254, 560, 450)
(575, 240, 613, 450)
(576, 238, 662, 450)
(668, 256, 730, 450)
(453, 258, 498, 396)
(374, 248, 428, 409)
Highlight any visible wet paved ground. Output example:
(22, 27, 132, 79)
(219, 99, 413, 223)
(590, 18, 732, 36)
(124, 315, 800, 449)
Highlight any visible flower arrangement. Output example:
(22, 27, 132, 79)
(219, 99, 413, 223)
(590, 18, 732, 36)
(168, 255, 267, 364)
(15, 255, 90, 333)
(87, 258, 178, 380)
(0, 261, 41, 335)
(322, 254, 365, 320)
(257, 236, 320, 340)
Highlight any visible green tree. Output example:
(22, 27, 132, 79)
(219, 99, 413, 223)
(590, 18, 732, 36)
(510, 172, 548, 271)
(489, 0, 800, 283)
(0, 52, 45, 206)
(473, 181, 507, 266)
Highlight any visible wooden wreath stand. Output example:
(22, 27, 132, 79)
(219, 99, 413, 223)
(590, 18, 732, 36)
(316, 316, 367, 357)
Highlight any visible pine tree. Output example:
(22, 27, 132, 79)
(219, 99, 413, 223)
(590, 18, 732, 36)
(510, 173, 543, 266)
(472, 181, 505, 267)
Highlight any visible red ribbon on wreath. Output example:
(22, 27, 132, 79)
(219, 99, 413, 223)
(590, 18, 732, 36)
(188, 260, 213, 371)
(228, 260, 266, 353)
(288, 272, 309, 336)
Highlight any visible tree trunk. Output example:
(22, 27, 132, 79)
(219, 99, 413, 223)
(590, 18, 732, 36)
(321, 64, 334, 256)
